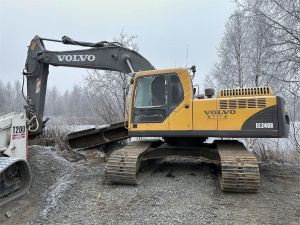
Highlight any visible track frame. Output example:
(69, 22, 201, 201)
(105, 140, 260, 193)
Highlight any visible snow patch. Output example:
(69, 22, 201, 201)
(40, 174, 75, 219)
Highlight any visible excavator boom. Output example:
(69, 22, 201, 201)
(23, 35, 154, 136)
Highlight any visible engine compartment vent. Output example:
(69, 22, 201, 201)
(217, 87, 272, 98)
(219, 98, 267, 109)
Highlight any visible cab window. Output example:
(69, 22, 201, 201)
(132, 73, 183, 124)
(134, 76, 166, 108)
(170, 75, 183, 108)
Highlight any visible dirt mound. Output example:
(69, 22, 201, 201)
(0, 146, 98, 225)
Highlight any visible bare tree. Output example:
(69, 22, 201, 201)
(0, 81, 24, 115)
(206, 0, 300, 155)
(84, 30, 139, 124)
(242, 0, 300, 152)
(208, 10, 252, 89)
(237, 0, 300, 84)
(12, 81, 23, 112)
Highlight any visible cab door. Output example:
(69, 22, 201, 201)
(131, 74, 170, 131)
(168, 74, 193, 131)
(130, 72, 192, 133)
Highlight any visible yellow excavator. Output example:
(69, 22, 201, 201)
(1, 35, 290, 206)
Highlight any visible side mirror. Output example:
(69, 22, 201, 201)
(193, 87, 196, 95)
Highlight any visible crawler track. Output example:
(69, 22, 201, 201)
(0, 157, 32, 207)
(106, 142, 152, 184)
(216, 141, 260, 192)
(106, 140, 260, 192)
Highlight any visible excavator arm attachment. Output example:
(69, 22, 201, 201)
(23, 35, 155, 136)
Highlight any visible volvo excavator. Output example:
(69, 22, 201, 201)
(0, 35, 290, 206)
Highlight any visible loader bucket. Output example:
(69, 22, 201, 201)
(65, 121, 129, 151)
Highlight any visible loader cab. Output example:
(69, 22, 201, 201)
(128, 68, 193, 136)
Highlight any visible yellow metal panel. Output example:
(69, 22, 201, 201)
(169, 70, 192, 130)
(193, 99, 217, 130)
(169, 103, 192, 130)
(217, 96, 277, 130)
(130, 119, 170, 131)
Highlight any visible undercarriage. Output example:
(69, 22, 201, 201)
(66, 124, 260, 193)
(105, 140, 260, 192)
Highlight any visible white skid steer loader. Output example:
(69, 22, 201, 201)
(0, 112, 31, 207)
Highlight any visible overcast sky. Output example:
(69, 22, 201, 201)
(0, 0, 235, 92)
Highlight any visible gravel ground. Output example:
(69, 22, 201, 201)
(0, 146, 299, 225)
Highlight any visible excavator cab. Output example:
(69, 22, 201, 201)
(129, 68, 193, 135)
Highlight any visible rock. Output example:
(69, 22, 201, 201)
(166, 170, 175, 178)
(5, 212, 12, 218)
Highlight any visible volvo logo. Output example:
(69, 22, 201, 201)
(57, 55, 96, 62)
(204, 110, 236, 116)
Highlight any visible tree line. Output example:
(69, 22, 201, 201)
(206, 0, 299, 118)
(0, 80, 103, 125)
(206, 0, 299, 152)
(0, 80, 24, 114)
